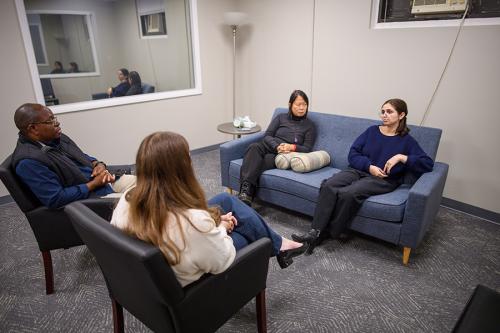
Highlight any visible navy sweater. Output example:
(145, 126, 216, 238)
(111, 81, 131, 97)
(348, 125, 434, 180)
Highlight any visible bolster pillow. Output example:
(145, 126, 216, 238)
(275, 151, 331, 173)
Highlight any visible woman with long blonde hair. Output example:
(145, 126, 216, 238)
(111, 131, 305, 287)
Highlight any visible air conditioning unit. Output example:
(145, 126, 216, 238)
(411, 0, 468, 15)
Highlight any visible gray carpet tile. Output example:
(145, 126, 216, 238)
(0, 148, 499, 332)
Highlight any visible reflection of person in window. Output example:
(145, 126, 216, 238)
(50, 61, 65, 74)
(68, 62, 80, 73)
(125, 71, 142, 96)
(107, 68, 130, 97)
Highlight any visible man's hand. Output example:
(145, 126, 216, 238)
(86, 169, 115, 192)
(369, 165, 387, 178)
(106, 87, 113, 96)
(383, 154, 407, 174)
(91, 162, 106, 177)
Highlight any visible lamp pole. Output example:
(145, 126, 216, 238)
(231, 25, 237, 120)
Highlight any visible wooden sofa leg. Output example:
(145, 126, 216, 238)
(111, 298, 124, 333)
(256, 289, 267, 333)
(41, 250, 54, 295)
(403, 247, 411, 266)
(226, 187, 233, 195)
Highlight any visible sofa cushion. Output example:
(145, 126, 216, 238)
(229, 159, 338, 201)
(230, 159, 408, 223)
(358, 185, 410, 223)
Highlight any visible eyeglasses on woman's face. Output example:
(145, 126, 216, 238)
(380, 108, 396, 115)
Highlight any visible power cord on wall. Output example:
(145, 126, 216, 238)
(420, 2, 470, 126)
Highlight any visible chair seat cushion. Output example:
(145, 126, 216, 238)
(229, 160, 408, 223)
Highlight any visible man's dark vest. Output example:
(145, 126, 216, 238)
(12, 133, 93, 187)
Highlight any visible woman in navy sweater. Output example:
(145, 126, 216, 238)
(292, 98, 434, 254)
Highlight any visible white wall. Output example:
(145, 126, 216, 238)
(0, 0, 234, 197)
(236, 0, 500, 213)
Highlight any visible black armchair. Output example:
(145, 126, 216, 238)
(0, 155, 117, 294)
(66, 201, 272, 333)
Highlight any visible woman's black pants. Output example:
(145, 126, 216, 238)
(240, 142, 277, 186)
(312, 168, 400, 238)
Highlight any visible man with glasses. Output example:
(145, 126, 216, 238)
(11, 103, 135, 209)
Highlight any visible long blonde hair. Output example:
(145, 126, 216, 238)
(124, 131, 220, 264)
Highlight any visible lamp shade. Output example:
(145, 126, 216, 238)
(223, 11, 247, 26)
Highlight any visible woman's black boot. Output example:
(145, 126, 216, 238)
(291, 229, 320, 243)
(237, 181, 254, 206)
(276, 244, 307, 269)
(291, 229, 326, 255)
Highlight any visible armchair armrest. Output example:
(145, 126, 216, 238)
(220, 132, 265, 187)
(400, 162, 449, 248)
(79, 197, 118, 222)
(177, 238, 272, 331)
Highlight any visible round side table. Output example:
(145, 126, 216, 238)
(217, 122, 261, 138)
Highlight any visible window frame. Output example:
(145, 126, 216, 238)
(371, 0, 500, 29)
(28, 21, 49, 66)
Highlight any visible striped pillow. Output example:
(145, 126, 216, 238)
(290, 151, 331, 173)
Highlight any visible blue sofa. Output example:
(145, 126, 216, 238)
(91, 83, 155, 100)
(220, 108, 449, 264)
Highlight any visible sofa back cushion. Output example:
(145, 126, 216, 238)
(272, 108, 442, 174)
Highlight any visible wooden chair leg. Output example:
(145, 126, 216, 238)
(403, 247, 411, 266)
(41, 250, 54, 295)
(111, 298, 124, 333)
(256, 289, 267, 333)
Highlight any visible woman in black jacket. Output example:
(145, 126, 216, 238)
(238, 89, 316, 206)
(126, 71, 142, 96)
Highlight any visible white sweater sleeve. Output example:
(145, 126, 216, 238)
(186, 210, 236, 275)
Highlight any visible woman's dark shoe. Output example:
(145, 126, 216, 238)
(238, 181, 254, 206)
(276, 244, 307, 269)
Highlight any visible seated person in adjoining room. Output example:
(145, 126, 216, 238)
(12, 103, 136, 209)
(111, 131, 307, 286)
(107, 68, 130, 97)
(238, 89, 317, 206)
(68, 62, 80, 73)
(50, 61, 65, 74)
(292, 98, 434, 254)
(125, 71, 142, 96)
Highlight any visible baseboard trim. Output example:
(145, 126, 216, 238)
(190, 143, 223, 155)
(441, 197, 499, 224)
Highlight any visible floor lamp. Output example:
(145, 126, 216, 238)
(224, 12, 247, 121)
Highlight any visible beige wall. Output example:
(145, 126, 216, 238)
(2, 0, 499, 214)
(236, 0, 500, 214)
(0, 0, 234, 197)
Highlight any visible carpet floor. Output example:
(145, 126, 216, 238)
(0, 149, 499, 332)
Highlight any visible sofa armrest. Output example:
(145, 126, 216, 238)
(92, 92, 108, 100)
(400, 162, 449, 248)
(219, 132, 265, 187)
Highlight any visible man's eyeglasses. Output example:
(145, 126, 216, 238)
(31, 116, 58, 126)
